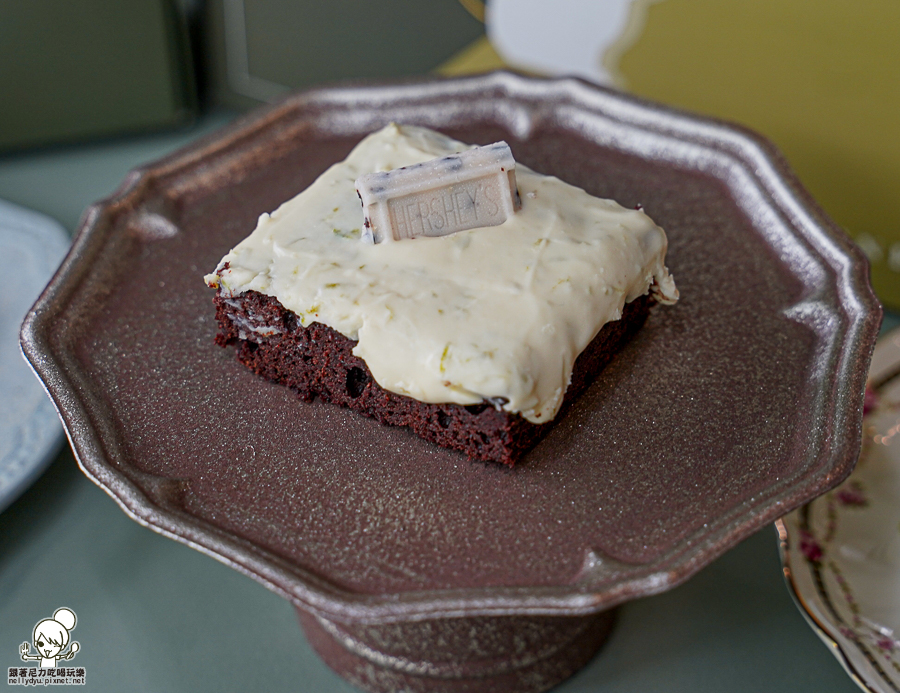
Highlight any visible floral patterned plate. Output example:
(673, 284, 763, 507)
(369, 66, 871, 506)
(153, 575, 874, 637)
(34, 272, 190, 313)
(779, 326, 900, 693)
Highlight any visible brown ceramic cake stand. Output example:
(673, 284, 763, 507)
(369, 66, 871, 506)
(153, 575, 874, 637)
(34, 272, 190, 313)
(21, 73, 881, 693)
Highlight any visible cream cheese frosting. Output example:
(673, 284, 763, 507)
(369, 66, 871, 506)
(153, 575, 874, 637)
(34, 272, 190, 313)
(205, 123, 678, 423)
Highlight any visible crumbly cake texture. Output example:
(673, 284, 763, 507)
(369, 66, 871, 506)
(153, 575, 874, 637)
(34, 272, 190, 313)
(213, 289, 653, 465)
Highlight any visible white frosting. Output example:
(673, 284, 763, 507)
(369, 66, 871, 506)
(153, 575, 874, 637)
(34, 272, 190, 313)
(206, 124, 678, 423)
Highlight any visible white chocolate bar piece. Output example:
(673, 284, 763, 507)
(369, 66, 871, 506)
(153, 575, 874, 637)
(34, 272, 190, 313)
(355, 141, 522, 243)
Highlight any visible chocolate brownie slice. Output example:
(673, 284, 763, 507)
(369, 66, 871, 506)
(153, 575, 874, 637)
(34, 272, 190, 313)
(213, 290, 652, 465)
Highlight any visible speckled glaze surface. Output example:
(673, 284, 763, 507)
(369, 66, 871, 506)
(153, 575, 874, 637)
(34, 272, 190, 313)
(20, 73, 880, 690)
(298, 608, 616, 692)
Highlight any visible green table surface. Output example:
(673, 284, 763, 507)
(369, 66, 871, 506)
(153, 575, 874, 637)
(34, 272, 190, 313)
(0, 112, 889, 693)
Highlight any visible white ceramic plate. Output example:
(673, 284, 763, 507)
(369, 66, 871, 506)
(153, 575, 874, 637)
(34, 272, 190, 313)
(779, 327, 900, 692)
(0, 199, 70, 513)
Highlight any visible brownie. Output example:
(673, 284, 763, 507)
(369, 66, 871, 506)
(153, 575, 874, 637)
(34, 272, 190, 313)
(212, 289, 653, 465)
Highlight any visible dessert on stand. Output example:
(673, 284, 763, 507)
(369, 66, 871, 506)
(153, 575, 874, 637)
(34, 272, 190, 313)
(21, 73, 881, 692)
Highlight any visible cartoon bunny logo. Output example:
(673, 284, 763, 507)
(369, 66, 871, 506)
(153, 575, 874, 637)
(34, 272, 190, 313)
(19, 607, 80, 667)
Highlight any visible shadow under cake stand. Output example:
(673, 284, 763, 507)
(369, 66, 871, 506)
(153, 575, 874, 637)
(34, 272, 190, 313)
(20, 73, 881, 692)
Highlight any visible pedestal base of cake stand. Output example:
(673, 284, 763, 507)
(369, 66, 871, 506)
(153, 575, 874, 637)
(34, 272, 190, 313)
(297, 607, 616, 693)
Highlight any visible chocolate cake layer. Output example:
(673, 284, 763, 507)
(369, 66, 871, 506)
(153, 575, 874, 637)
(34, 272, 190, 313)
(213, 290, 652, 465)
